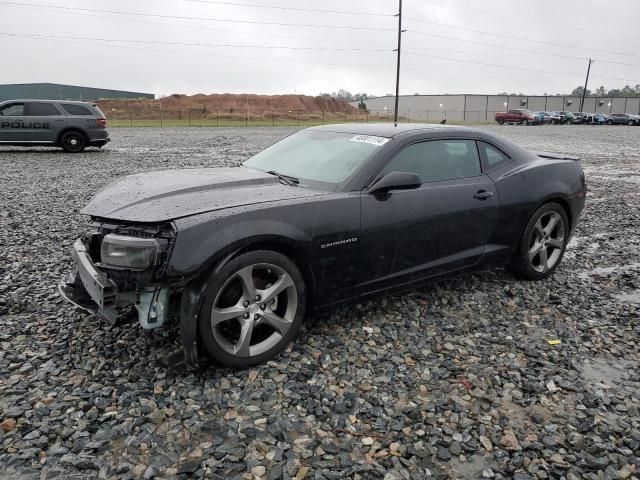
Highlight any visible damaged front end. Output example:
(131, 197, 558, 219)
(59, 219, 199, 367)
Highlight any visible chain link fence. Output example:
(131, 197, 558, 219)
(103, 106, 502, 127)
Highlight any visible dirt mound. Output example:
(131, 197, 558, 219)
(97, 93, 356, 114)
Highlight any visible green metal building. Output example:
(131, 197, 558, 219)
(0, 83, 154, 102)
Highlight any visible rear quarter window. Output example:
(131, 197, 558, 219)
(477, 141, 511, 171)
(61, 104, 93, 116)
(27, 102, 60, 116)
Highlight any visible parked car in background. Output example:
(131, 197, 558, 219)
(554, 112, 576, 124)
(584, 113, 608, 125)
(571, 113, 585, 124)
(0, 99, 109, 152)
(606, 113, 639, 125)
(537, 112, 562, 124)
(531, 112, 544, 124)
(495, 109, 536, 125)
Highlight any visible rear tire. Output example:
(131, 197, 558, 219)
(510, 202, 569, 280)
(60, 131, 86, 153)
(198, 250, 306, 367)
(497, 120, 504, 125)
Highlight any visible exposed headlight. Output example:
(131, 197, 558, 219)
(100, 234, 160, 270)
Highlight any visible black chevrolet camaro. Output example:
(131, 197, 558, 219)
(59, 124, 586, 368)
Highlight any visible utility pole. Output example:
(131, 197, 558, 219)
(580, 58, 593, 113)
(393, 0, 405, 126)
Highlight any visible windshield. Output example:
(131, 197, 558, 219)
(243, 130, 387, 187)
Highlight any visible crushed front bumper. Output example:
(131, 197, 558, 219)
(58, 238, 204, 370)
(58, 239, 119, 323)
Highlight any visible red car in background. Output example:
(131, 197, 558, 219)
(495, 109, 536, 125)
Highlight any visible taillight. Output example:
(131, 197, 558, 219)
(96, 118, 107, 127)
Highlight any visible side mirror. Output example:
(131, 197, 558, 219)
(369, 171, 421, 195)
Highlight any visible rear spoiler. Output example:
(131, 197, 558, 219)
(534, 151, 580, 161)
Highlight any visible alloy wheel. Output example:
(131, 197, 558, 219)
(211, 263, 298, 358)
(528, 211, 565, 273)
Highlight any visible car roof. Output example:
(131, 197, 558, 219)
(307, 123, 480, 139)
(0, 99, 96, 105)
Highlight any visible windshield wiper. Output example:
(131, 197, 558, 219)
(266, 170, 300, 187)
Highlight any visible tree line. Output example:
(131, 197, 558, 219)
(498, 85, 640, 97)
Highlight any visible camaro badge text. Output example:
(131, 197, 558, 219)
(321, 237, 359, 249)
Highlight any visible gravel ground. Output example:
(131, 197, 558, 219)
(1, 125, 639, 480)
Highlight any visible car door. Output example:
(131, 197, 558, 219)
(0, 102, 26, 142)
(358, 139, 500, 292)
(24, 101, 65, 142)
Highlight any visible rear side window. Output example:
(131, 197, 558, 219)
(61, 104, 93, 116)
(477, 141, 511, 171)
(382, 140, 481, 183)
(27, 102, 60, 116)
(0, 103, 25, 116)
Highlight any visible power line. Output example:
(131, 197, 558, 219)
(0, 32, 392, 52)
(187, 0, 392, 17)
(405, 31, 587, 62)
(6, 1, 639, 69)
(0, 3, 392, 49)
(3, 30, 635, 84)
(407, 0, 640, 44)
(404, 16, 640, 60)
(0, 1, 394, 31)
(403, 51, 639, 83)
(0, 32, 396, 71)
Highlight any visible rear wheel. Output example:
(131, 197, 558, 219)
(60, 131, 86, 153)
(497, 120, 504, 125)
(511, 203, 568, 280)
(198, 250, 306, 367)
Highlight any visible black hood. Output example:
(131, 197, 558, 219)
(82, 167, 326, 222)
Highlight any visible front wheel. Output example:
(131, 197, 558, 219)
(628, 120, 635, 126)
(607, 120, 614, 125)
(198, 250, 306, 367)
(510, 203, 569, 280)
(60, 131, 86, 153)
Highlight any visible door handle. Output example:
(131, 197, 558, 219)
(473, 190, 493, 200)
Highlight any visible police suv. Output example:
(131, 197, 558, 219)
(0, 99, 110, 153)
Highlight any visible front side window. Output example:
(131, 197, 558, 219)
(27, 102, 60, 116)
(62, 103, 93, 116)
(244, 130, 386, 187)
(381, 140, 481, 183)
(0, 103, 25, 116)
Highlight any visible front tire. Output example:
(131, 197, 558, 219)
(511, 203, 569, 280)
(60, 131, 87, 153)
(607, 120, 614, 125)
(198, 250, 306, 367)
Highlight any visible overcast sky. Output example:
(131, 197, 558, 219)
(2, 0, 640, 97)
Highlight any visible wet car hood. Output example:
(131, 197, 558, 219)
(82, 167, 327, 222)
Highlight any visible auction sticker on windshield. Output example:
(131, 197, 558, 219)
(350, 135, 390, 147)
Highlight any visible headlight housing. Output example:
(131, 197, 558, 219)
(100, 234, 161, 270)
